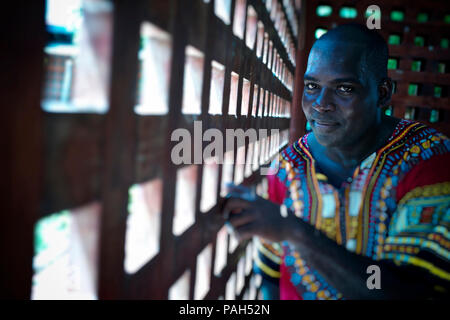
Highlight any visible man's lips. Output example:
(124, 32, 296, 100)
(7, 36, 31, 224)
(312, 120, 340, 131)
(313, 120, 340, 126)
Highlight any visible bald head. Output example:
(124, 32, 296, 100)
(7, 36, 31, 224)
(313, 24, 389, 85)
(302, 23, 393, 149)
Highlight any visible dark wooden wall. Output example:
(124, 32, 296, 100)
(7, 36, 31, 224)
(1, 1, 45, 299)
(2, 0, 300, 299)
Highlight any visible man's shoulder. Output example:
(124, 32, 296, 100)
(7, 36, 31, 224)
(390, 121, 450, 195)
(270, 139, 308, 184)
(397, 120, 450, 154)
(279, 134, 310, 167)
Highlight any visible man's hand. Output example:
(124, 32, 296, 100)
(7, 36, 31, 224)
(221, 195, 289, 243)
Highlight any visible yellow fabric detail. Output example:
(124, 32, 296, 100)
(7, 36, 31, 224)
(406, 256, 450, 281)
(254, 255, 281, 278)
(398, 182, 450, 206)
(258, 243, 282, 265)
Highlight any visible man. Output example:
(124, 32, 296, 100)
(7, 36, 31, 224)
(221, 24, 450, 299)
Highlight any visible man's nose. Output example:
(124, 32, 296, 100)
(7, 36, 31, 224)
(313, 88, 336, 113)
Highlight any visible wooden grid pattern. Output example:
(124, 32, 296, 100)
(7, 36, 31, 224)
(2, 0, 301, 299)
(97, 0, 299, 300)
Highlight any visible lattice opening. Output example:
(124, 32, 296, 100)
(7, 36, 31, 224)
(32, 202, 101, 300)
(417, 12, 429, 23)
(236, 255, 246, 295)
(267, 40, 274, 70)
(169, 269, 190, 300)
(42, 0, 113, 113)
(315, 27, 328, 39)
(388, 34, 402, 45)
(124, 179, 163, 274)
(173, 165, 199, 236)
(246, 6, 258, 49)
(245, 141, 255, 178)
(209, 60, 226, 115)
(251, 84, 259, 117)
(233, 0, 246, 39)
(200, 157, 220, 213)
(214, 226, 228, 276)
(390, 9, 405, 22)
(135, 22, 172, 115)
(215, 0, 232, 25)
(388, 57, 399, 70)
(414, 35, 426, 47)
(256, 21, 264, 58)
(411, 59, 425, 72)
(437, 61, 447, 74)
(229, 71, 239, 115)
(262, 32, 269, 64)
(408, 83, 421, 96)
(194, 244, 213, 300)
(225, 272, 237, 300)
(241, 77, 251, 116)
(182, 45, 205, 115)
(234, 145, 246, 185)
(339, 6, 357, 19)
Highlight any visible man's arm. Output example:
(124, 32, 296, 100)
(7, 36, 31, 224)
(223, 197, 446, 299)
(282, 212, 443, 299)
(260, 278, 280, 300)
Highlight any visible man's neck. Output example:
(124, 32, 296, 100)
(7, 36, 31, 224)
(326, 121, 383, 168)
(312, 115, 399, 170)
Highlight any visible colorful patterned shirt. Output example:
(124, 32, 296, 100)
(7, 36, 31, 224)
(254, 119, 450, 299)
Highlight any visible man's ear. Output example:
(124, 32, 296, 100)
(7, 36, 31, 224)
(378, 78, 393, 108)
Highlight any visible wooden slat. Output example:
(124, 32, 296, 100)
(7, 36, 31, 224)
(148, 0, 191, 299)
(4, 0, 299, 300)
(42, 114, 103, 215)
(1, 0, 46, 298)
(389, 70, 450, 87)
(391, 95, 450, 111)
(250, 0, 296, 73)
(98, 0, 143, 299)
(290, 0, 311, 143)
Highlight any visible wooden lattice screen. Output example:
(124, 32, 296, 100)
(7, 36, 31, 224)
(3, 0, 302, 299)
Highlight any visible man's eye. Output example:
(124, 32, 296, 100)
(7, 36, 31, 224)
(337, 85, 354, 94)
(306, 83, 318, 90)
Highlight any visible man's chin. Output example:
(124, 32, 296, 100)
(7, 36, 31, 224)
(312, 130, 344, 148)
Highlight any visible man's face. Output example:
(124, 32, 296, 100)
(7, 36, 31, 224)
(302, 40, 380, 148)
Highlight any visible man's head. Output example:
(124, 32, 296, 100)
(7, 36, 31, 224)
(302, 23, 392, 148)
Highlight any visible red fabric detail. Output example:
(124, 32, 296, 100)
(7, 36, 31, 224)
(267, 174, 288, 205)
(267, 173, 298, 299)
(420, 207, 435, 224)
(396, 153, 450, 202)
(280, 262, 302, 300)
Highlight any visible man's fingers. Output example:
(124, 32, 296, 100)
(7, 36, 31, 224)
(234, 223, 257, 242)
(228, 209, 255, 228)
(222, 197, 252, 218)
(225, 197, 252, 209)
